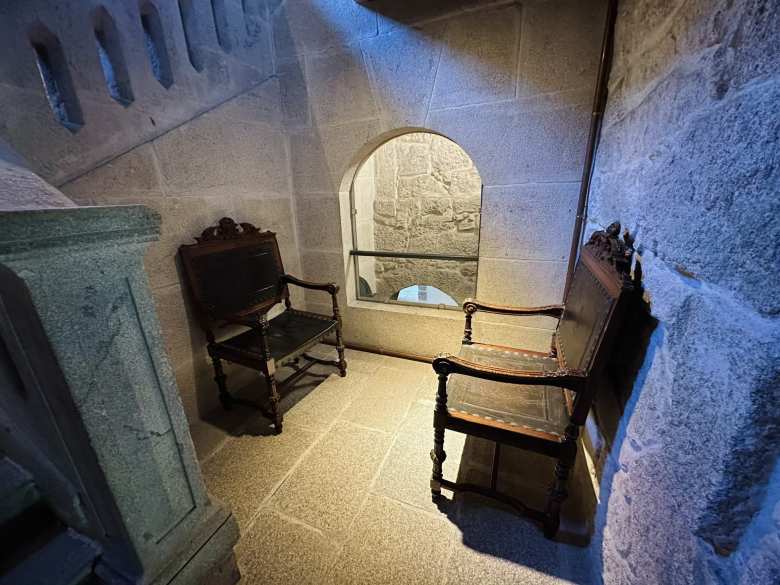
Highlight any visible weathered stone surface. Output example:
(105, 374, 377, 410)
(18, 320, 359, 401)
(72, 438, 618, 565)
(300, 249, 348, 308)
(295, 195, 344, 251)
(0, 157, 75, 210)
(235, 507, 340, 585)
(269, 421, 392, 541)
(277, 61, 310, 127)
(361, 23, 445, 128)
(325, 495, 453, 585)
(477, 258, 567, 308)
(518, 0, 606, 96)
(289, 119, 381, 194)
(371, 0, 491, 34)
(588, 2, 780, 583)
(153, 109, 289, 197)
(429, 90, 593, 186)
(591, 80, 780, 316)
(0, 0, 273, 185)
(430, 4, 521, 109)
(306, 47, 377, 126)
(595, 257, 780, 584)
(59, 144, 164, 200)
(480, 183, 579, 261)
(215, 78, 283, 128)
(273, 0, 377, 59)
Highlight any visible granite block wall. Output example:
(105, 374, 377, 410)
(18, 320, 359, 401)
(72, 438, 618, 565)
(278, 0, 607, 355)
(587, 1, 780, 583)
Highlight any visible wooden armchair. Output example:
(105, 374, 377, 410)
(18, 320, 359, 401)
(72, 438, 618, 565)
(179, 217, 347, 434)
(430, 222, 634, 537)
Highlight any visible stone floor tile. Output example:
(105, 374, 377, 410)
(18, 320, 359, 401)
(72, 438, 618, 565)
(305, 344, 385, 374)
(325, 495, 454, 585)
(236, 508, 340, 585)
(416, 375, 438, 402)
(446, 497, 592, 585)
(270, 421, 393, 541)
(338, 366, 422, 432)
(202, 425, 319, 531)
(283, 371, 369, 431)
(374, 401, 468, 512)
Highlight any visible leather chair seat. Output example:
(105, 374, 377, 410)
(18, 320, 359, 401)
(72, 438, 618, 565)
(447, 344, 570, 441)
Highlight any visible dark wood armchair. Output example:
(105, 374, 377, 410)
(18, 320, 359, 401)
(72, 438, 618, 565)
(179, 217, 347, 434)
(430, 222, 635, 537)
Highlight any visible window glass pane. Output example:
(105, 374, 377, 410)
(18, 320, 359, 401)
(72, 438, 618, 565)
(352, 133, 481, 256)
(356, 255, 477, 308)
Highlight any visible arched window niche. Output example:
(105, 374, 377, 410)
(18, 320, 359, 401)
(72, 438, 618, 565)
(343, 130, 482, 311)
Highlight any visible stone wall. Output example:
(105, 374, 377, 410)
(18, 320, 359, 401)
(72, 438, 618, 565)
(0, 0, 273, 186)
(0, 0, 608, 418)
(280, 0, 607, 355)
(587, 1, 780, 583)
(0, 0, 295, 425)
(0, 139, 75, 210)
(355, 132, 481, 305)
(58, 78, 298, 426)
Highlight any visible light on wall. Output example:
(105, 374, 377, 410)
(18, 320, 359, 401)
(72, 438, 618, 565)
(29, 24, 83, 132)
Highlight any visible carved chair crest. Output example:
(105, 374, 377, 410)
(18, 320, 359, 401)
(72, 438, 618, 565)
(196, 217, 261, 242)
(582, 221, 635, 286)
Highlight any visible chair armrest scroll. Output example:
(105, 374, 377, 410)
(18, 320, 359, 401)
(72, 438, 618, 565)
(281, 274, 339, 296)
(431, 353, 586, 390)
(463, 299, 564, 318)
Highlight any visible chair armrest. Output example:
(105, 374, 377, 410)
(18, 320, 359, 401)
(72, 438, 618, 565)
(431, 353, 586, 391)
(281, 274, 339, 296)
(463, 299, 564, 318)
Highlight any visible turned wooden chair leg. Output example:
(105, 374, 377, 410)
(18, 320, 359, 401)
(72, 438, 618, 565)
(544, 458, 572, 538)
(430, 370, 449, 502)
(209, 352, 232, 410)
(335, 331, 347, 377)
(430, 423, 446, 502)
(264, 370, 283, 434)
(332, 295, 347, 377)
(544, 424, 578, 538)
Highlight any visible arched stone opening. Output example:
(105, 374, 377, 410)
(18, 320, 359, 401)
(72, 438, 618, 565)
(344, 130, 482, 308)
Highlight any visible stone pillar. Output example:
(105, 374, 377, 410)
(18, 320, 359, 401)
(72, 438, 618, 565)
(0, 205, 239, 585)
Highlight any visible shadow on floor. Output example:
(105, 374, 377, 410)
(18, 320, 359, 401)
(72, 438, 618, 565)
(194, 362, 335, 449)
(426, 435, 595, 583)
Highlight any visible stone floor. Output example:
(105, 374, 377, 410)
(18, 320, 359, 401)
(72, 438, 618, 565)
(190, 346, 594, 585)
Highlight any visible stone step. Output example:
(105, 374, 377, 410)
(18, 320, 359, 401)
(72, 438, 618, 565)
(0, 456, 40, 525)
(0, 528, 101, 585)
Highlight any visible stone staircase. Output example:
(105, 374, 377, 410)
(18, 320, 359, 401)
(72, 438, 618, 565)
(0, 457, 102, 585)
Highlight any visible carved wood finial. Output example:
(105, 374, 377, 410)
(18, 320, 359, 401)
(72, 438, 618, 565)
(584, 221, 634, 285)
(196, 217, 260, 242)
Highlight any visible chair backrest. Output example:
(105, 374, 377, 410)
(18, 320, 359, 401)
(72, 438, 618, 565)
(555, 222, 634, 375)
(179, 217, 286, 327)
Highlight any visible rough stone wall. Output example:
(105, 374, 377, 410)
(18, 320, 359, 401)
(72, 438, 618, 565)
(587, 1, 780, 583)
(358, 132, 481, 304)
(280, 0, 607, 355)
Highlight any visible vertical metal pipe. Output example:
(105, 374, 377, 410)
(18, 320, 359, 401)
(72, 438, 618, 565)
(564, 0, 619, 295)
